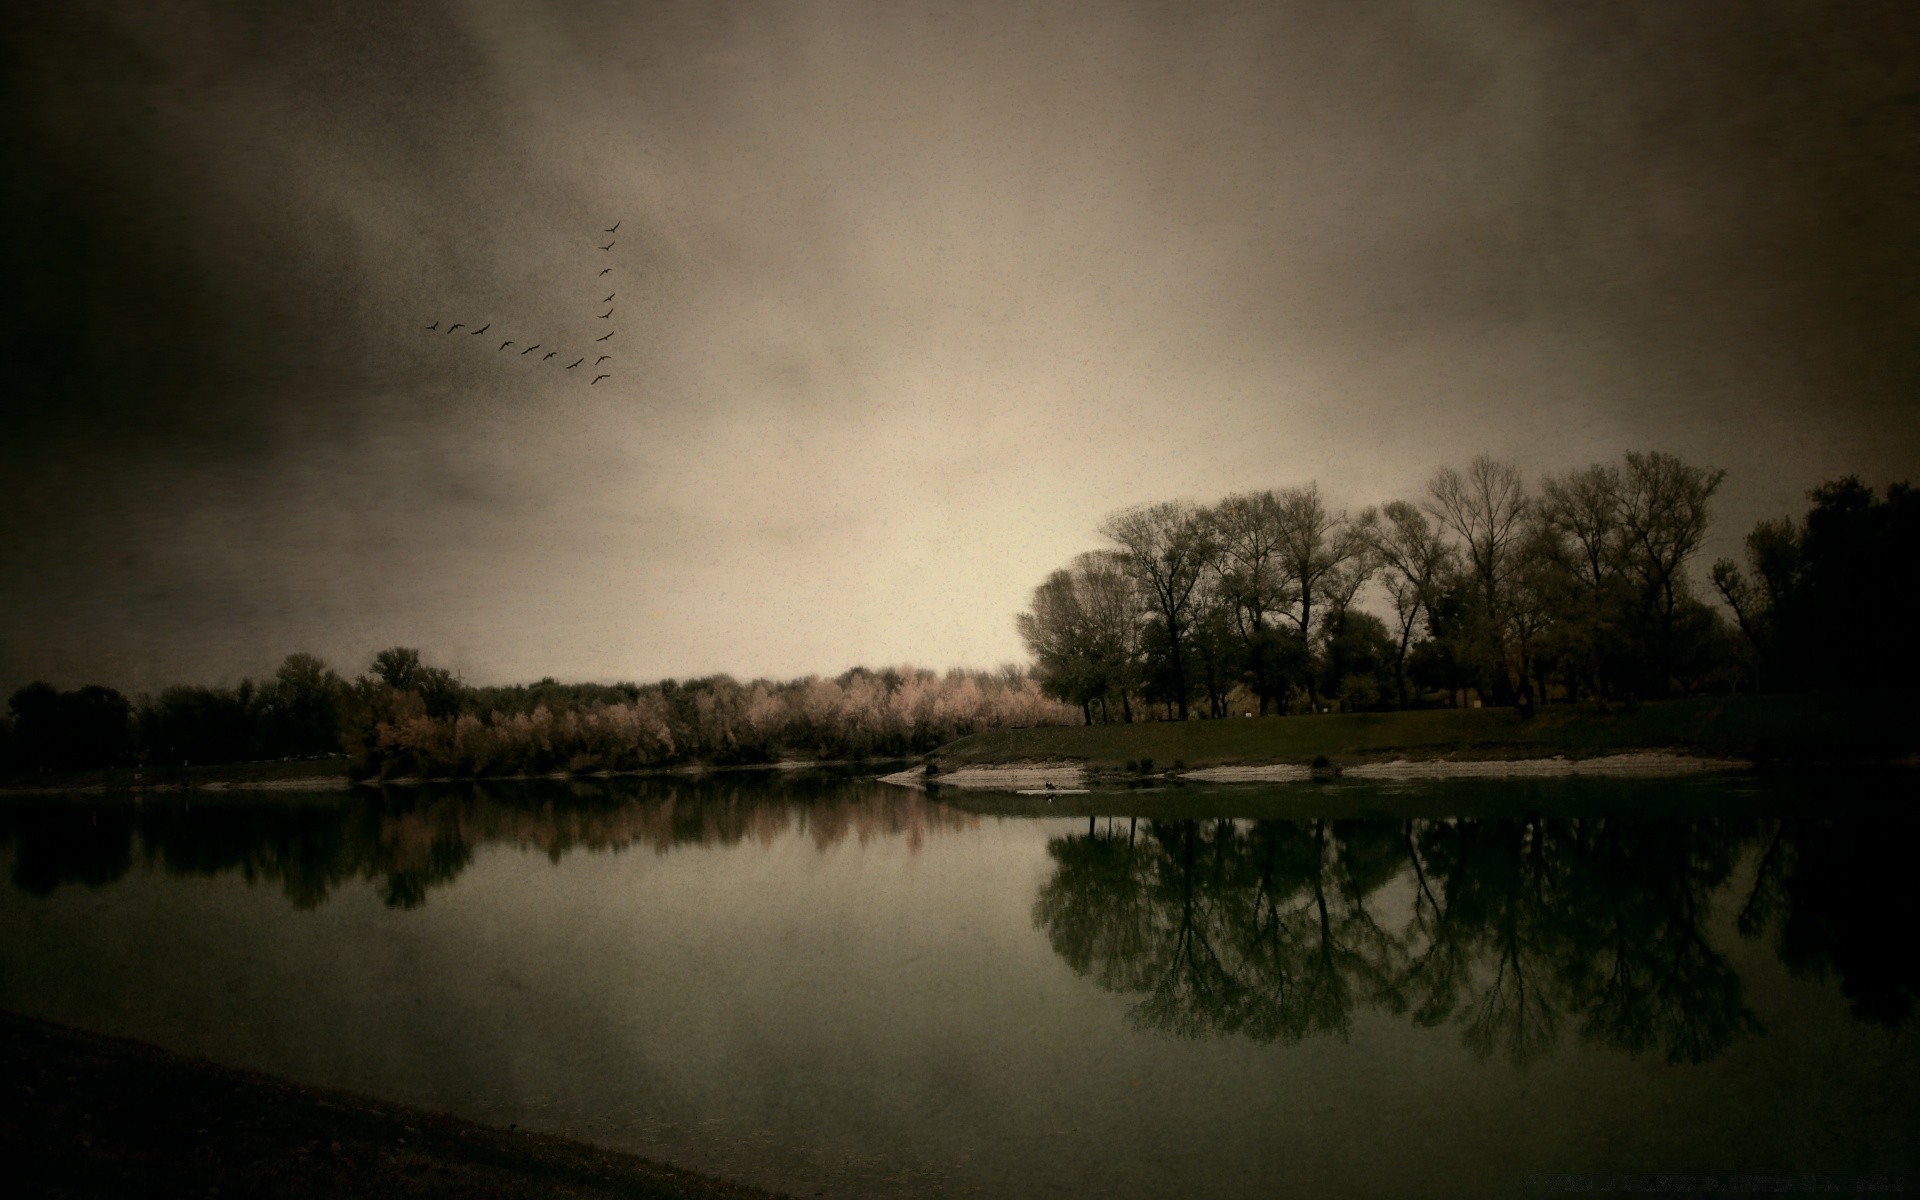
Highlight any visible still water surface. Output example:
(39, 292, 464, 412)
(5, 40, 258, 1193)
(1, 771, 1915, 1197)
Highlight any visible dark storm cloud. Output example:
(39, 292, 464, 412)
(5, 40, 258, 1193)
(2, 0, 1915, 693)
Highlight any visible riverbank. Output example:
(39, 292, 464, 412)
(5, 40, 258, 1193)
(919, 693, 1919, 783)
(0, 1012, 784, 1199)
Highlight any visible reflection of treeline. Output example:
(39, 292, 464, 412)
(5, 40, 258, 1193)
(2, 648, 1076, 778)
(1021, 452, 1916, 720)
(1035, 811, 1916, 1063)
(0, 776, 975, 909)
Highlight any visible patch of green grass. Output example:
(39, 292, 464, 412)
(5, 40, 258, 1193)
(935, 693, 1919, 771)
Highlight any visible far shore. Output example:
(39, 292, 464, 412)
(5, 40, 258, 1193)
(0, 755, 914, 799)
(7, 694, 1913, 801)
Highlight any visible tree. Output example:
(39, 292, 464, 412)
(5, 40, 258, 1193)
(1208, 491, 1296, 641)
(1272, 484, 1373, 712)
(7, 683, 133, 770)
(370, 647, 463, 720)
(371, 647, 424, 692)
(1102, 502, 1217, 720)
(259, 653, 344, 757)
(1187, 575, 1245, 719)
(1369, 501, 1454, 706)
(1616, 451, 1726, 695)
(1713, 478, 1919, 690)
(1426, 456, 1530, 704)
(137, 685, 256, 766)
(1319, 610, 1396, 712)
(1018, 551, 1143, 723)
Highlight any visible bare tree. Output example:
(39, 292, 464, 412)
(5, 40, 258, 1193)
(1103, 502, 1217, 720)
(1274, 484, 1376, 711)
(1538, 463, 1624, 593)
(1371, 501, 1455, 707)
(1426, 456, 1530, 704)
(1208, 491, 1296, 642)
(1617, 451, 1727, 694)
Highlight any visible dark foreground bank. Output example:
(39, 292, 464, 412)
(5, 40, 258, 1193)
(0, 1012, 786, 1200)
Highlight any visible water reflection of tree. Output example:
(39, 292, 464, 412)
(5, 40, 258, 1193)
(1739, 818, 1919, 1028)
(1034, 813, 1919, 1064)
(1036, 818, 1404, 1045)
(0, 775, 977, 910)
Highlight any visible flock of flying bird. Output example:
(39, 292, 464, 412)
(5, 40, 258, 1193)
(422, 222, 622, 384)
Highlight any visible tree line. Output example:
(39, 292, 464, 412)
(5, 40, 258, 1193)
(1, 651, 1077, 778)
(1020, 452, 1914, 721)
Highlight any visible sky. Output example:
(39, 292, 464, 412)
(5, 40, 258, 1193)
(3, 0, 1916, 695)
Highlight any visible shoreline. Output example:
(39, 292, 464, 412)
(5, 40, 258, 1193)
(0, 757, 914, 799)
(0, 1011, 786, 1200)
(879, 748, 1758, 792)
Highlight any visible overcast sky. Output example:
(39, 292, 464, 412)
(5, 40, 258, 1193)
(3, 0, 1916, 694)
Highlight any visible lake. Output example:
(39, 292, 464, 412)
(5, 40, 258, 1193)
(2, 770, 1915, 1198)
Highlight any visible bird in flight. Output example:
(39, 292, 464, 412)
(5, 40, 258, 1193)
(543, 351, 557, 360)
(600, 240, 615, 251)
(602, 293, 615, 303)
(499, 341, 514, 351)
(447, 323, 464, 334)
(596, 331, 614, 342)
(471, 323, 489, 335)
(599, 308, 614, 319)
(592, 374, 610, 385)
(566, 358, 584, 369)
(425, 321, 439, 331)
(595, 355, 612, 365)
(605, 221, 620, 233)
(599, 268, 612, 277)
(520, 344, 541, 355)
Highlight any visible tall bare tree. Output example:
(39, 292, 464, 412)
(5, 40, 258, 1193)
(1208, 491, 1296, 641)
(1617, 451, 1727, 693)
(1370, 501, 1455, 707)
(1103, 501, 1217, 720)
(1538, 464, 1625, 593)
(1273, 484, 1375, 711)
(1426, 456, 1530, 704)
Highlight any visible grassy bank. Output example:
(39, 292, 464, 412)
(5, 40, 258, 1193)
(1, 1012, 783, 1199)
(933, 693, 1920, 773)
